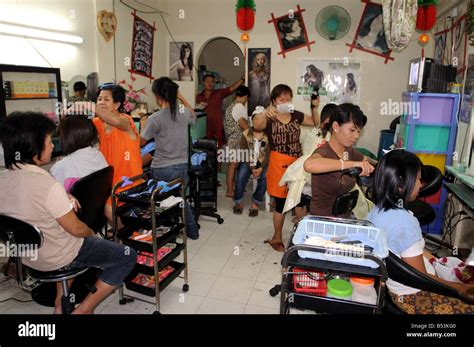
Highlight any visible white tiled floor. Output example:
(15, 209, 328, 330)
(0, 174, 311, 314)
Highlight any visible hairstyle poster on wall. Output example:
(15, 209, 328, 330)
(452, 15, 468, 76)
(129, 11, 156, 81)
(169, 42, 194, 81)
(268, 5, 315, 58)
(346, 0, 394, 64)
(434, 14, 468, 77)
(247, 48, 271, 116)
(296, 59, 361, 105)
(434, 30, 448, 64)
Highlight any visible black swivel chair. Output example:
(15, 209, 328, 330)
(0, 215, 89, 314)
(188, 138, 224, 224)
(406, 165, 443, 226)
(383, 251, 474, 313)
(405, 165, 454, 251)
(70, 166, 114, 238)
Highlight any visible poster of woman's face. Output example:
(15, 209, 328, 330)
(169, 42, 194, 81)
(297, 59, 360, 105)
(275, 14, 309, 52)
(247, 48, 271, 115)
(355, 2, 389, 54)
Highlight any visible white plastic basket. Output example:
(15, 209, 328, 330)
(292, 216, 388, 268)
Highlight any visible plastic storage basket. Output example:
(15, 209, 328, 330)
(292, 216, 388, 268)
(292, 268, 327, 296)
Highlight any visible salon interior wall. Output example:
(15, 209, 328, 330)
(95, 0, 168, 109)
(0, 0, 167, 108)
(0, 0, 99, 84)
(163, 0, 432, 154)
(435, 0, 472, 167)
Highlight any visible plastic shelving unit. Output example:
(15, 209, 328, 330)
(397, 92, 461, 234)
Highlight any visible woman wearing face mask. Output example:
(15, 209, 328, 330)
(253, 84, 319, 252)
(304, 103, 375, 218)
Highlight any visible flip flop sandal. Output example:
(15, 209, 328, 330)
(264, 239, 285, 252)
(233, 205, 243, 215)
(248, 208, 259, 217)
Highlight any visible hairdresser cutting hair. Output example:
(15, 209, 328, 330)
(252, 84, 319, 252)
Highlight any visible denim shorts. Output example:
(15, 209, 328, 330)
(60, 237, 137, 287)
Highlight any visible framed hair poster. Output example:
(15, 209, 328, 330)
(346, 0, 394, 64)
(268, 5, 315, 58)
(129, 10, 156, 81)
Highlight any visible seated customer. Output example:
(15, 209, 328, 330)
(366, 150, 473, 314)
(300, 102, 335, 155)
(50, 115, 108, 192)
(233, 126, 269, 217)
(304, 103, 374, 217)
(0, 112, 136, 314)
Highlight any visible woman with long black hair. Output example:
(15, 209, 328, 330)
(169, 42, 193, 81)
(140, 77, 200, 239)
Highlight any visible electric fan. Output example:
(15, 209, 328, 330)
(316, 5, 351, 41)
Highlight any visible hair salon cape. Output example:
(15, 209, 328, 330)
(279, 127, 374, 217)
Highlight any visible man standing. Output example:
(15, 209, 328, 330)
(196, 74, 245, 146)
(70, 81, 89, 102)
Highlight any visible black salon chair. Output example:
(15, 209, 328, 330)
(70, 166, 114, 238)
(188, 138, 224, 224)
(0, 215, 89, 314)
(406, 165, 445, 242)
(383, 251, 474, 314)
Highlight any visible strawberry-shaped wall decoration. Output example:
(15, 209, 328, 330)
(236, 0, 256, 32)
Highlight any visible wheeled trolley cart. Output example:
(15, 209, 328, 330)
(278, 216, 388, 314)
(111, 174, 189, 314)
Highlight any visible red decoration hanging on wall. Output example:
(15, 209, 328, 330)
(416, 5, 437, 31)
(128, 10, 156, 82)
(236, 0, 256, 31)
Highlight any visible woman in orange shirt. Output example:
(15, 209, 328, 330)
(73, 84, 143, 225)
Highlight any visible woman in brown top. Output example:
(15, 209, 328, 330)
(304, 103, 375, 217)
(253, 84, 320, 252)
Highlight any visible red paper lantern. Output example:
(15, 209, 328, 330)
(236, 0, 256, 32)
(416, 5, 437, 31)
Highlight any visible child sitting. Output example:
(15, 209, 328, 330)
(232, 126, 269, 217)
(366, 149, 474, 314)
(51, 115, 108, 192)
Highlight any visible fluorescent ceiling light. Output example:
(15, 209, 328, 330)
(0, 22, 83, 44)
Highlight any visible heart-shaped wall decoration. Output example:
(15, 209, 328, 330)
(97, 10, 117, 42)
